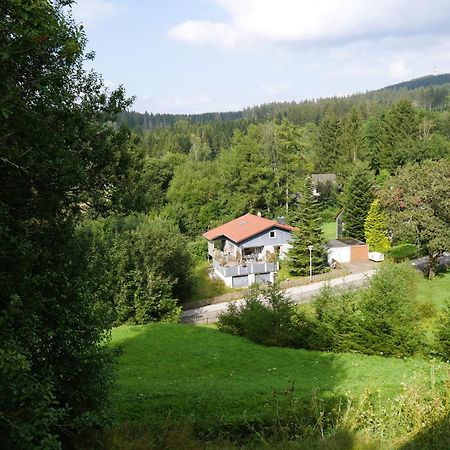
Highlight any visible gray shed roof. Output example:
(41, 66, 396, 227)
(327, 238, 366, 248)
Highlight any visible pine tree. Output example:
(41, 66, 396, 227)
(342, 166, 373, 241)
(315, 114, 341, 172)
(364, 199, 391, 252)
(288, 178, 327, 276)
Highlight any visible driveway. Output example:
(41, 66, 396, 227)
(181, 270, 376, 324)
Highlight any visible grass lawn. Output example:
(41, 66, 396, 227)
(417, 271, 450, 339)
(417, 271, 450, 310)
(321, 221, 336, 241)
(110, 323, 447, 427)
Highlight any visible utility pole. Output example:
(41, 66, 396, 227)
(308, 245, 313, 283)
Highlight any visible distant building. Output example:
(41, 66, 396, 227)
(311, 173, 337, 197)
(203, 213, 296, 288)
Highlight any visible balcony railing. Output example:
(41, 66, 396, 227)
(213, 259, 278, 278)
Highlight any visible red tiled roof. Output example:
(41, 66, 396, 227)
(202, 213, 296, 243)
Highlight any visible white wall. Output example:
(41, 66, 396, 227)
(327, 246, 351, 264)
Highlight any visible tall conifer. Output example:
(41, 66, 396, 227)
(342, 166, 373, 240)
(288, 178, 327, 276)
(364, 199, 391, 252)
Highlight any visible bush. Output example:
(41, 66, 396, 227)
(80, 214, 192, 324)
(355, 263, 423, 356)
(386, 243, 418, 262)
(219, 263, 425, 358)
(187, 237, 208, 264)
(417, 301, 437, 319)
(218, 284, 311, 348)
(0, 349, 61, 449)
(435, 300, 450, 360)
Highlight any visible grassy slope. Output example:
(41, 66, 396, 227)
(417, 272, 450, 339)
(111, 323, 447, 427)
(321, 221, 336, 241)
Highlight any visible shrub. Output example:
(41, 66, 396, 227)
(435, 300, 450, 360)
(218, 284, 309, 348)
(417, 301, 437, 319)
(219, 264, 425, 358)
(355, 263, 423, 356)
(80, 214, 192, 324)
(187, 237, 208, 264)
(386, 243, 417, 262)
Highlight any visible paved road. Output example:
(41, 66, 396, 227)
(181, 270, 376, 324)
(411, 253, 450, 273)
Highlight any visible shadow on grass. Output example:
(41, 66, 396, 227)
(400, 412, 450, 450)
(105, 323, 353, 447)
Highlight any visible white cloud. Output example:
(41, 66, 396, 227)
(169, 0, 450, 49)
(389, 60, 412, 80)
(168, 21, 242, 50)
(72, 0, 127, 27)
(261, 82, 291, 95)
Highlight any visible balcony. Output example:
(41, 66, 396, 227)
(213, 259, 278, 278)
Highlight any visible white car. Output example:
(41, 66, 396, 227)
(368, 251, 385, 262)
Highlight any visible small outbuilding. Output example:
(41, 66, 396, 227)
(326, 238, 369, 264)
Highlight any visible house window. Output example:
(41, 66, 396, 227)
(270, 231, 276, 238)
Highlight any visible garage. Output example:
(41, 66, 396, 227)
(327, 238, 369, 264)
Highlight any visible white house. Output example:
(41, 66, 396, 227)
(203, 213, 296, 288)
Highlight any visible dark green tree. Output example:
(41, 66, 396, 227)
(0, 1, 131, 447)
(342, 166, 373, 240)
(379, 160, 450, 278)
(314, 114, 341, 172)
(287, 178, 327, 276)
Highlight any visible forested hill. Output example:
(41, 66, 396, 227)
(382, 73, 450, 91)
(118, 73, 450, 131)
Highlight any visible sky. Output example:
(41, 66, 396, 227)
(72, 0, 450, 114)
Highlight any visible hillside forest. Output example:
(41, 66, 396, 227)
(1, 1, 450, 448)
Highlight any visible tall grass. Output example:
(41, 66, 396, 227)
(100, 368, 449, 449)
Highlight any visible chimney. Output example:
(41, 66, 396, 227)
(257, 211, 262, 217)
(277, 216, 285, 225)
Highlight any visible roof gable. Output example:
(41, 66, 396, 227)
(203, 213, 295, 243)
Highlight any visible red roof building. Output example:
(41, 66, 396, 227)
(203, 213, 295, 243)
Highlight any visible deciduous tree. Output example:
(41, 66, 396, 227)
(379, 160, 450, 278)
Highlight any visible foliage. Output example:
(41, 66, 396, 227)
(435, 300, 450, 360)
(288, 178, 327, 276)
(80, 215, 192, 324)
(342, 165, 374, 240)
(314, 114, 341, 172)
(364, 199, 391, 252)
(165, 160, 221, 236)
(355, 263, 423, 356)
(313, 264, 423, 357)
(220, 263, 424, 358)
(218, 283, 311, 347)
(386, 243, 418, 262)
(379, 160, 450, 277)
(0, 1, 133, 446)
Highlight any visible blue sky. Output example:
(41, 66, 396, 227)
(73, 0, 450, 114)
